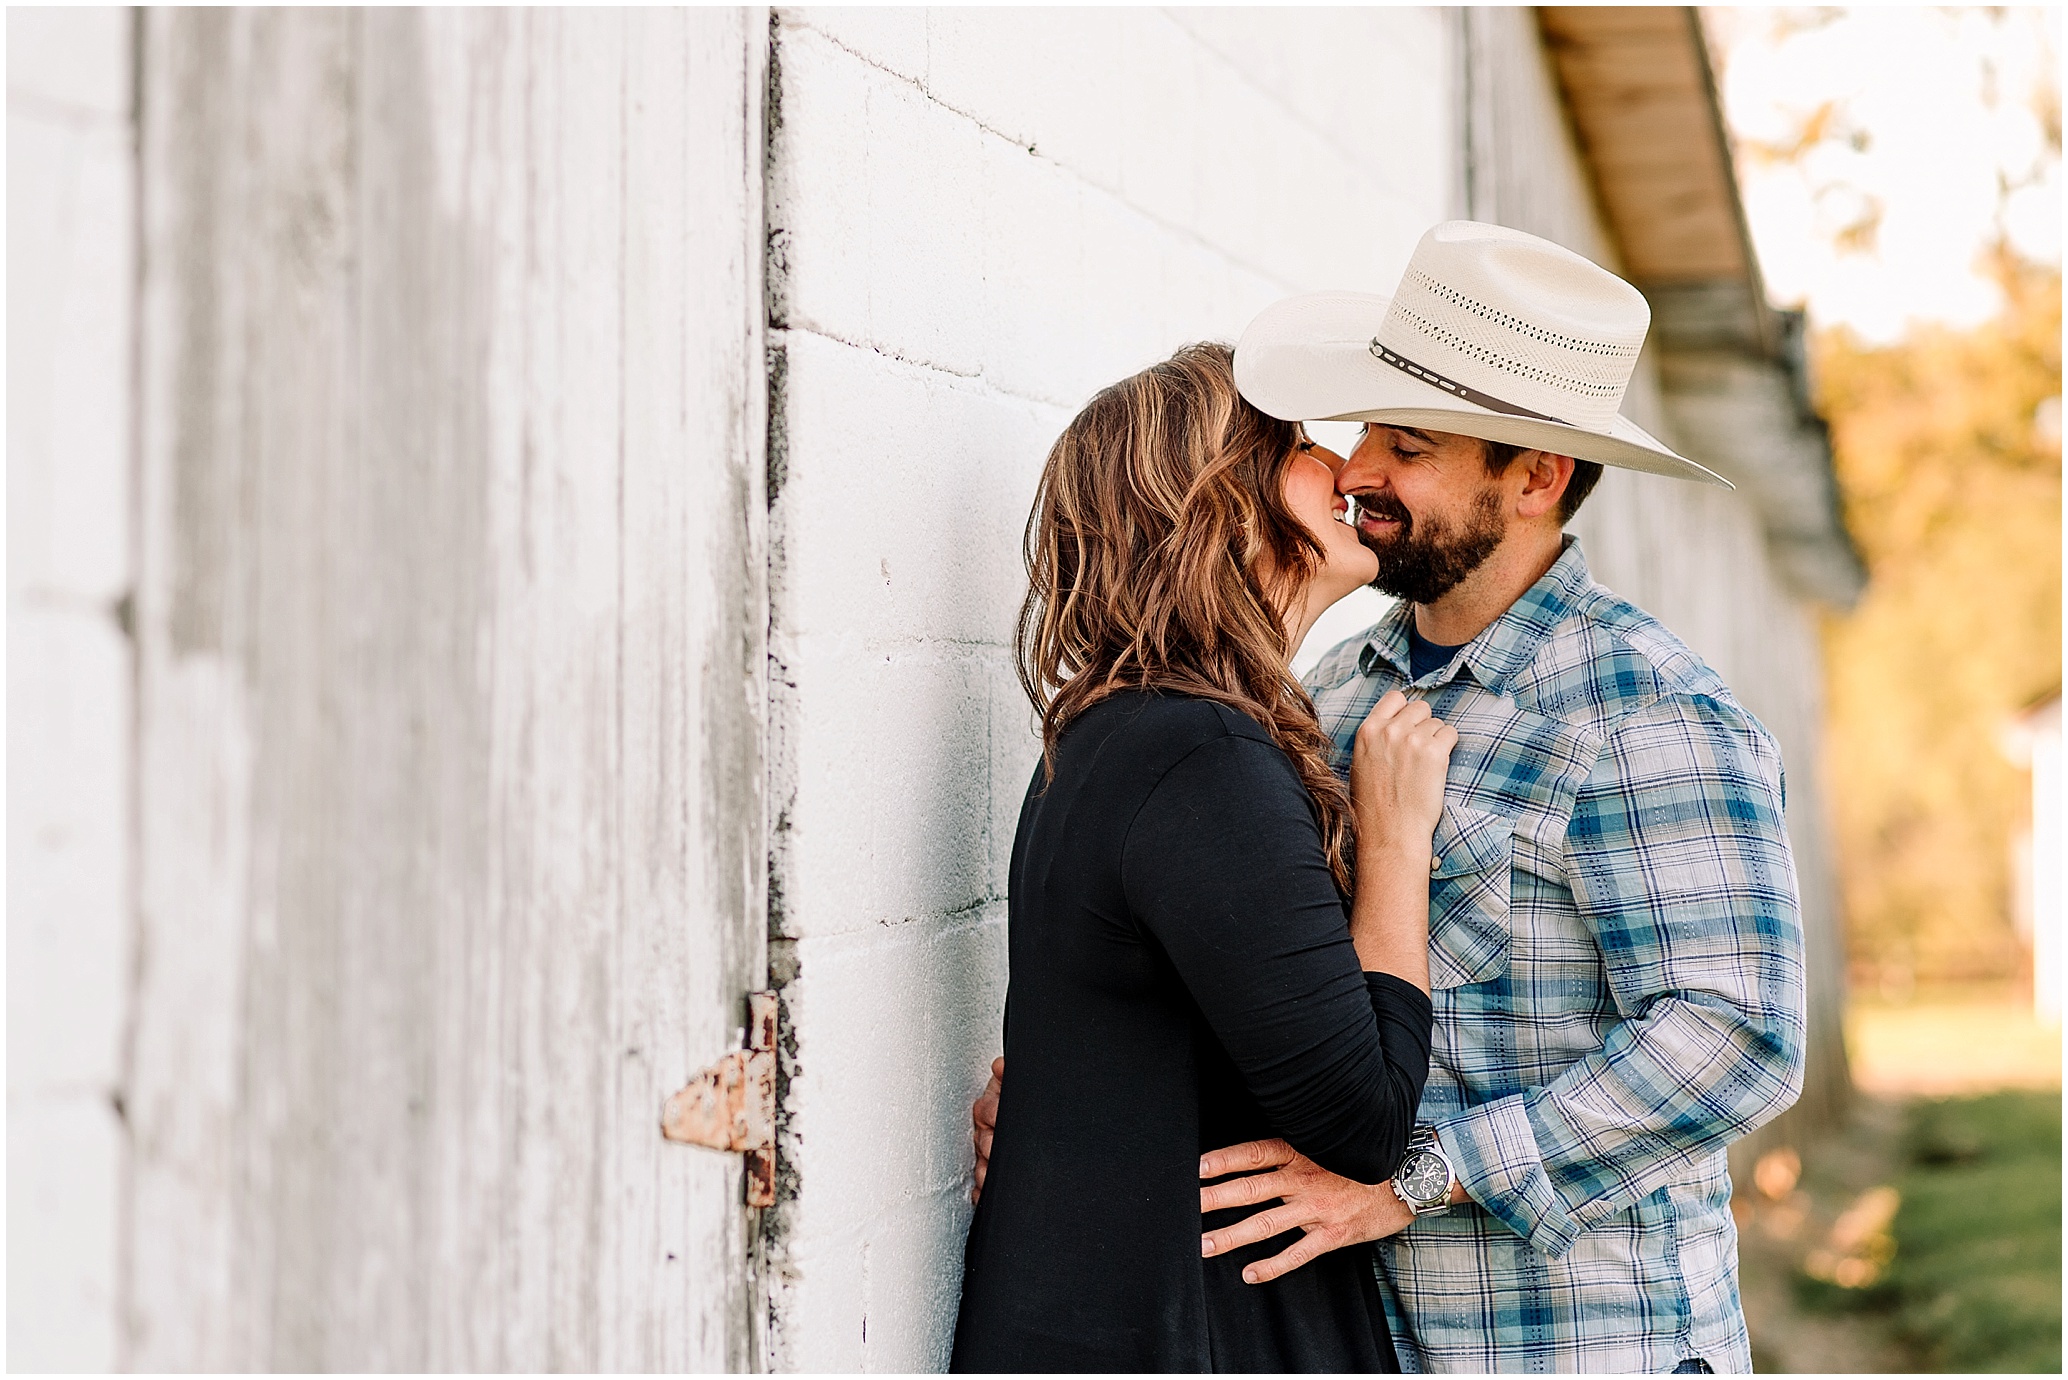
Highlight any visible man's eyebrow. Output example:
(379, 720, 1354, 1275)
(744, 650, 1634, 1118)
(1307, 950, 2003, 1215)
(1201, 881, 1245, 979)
(1390, 427, 1437, 444)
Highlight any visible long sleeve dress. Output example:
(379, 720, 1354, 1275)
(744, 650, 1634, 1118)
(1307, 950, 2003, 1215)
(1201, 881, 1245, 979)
(950, 691, 1434, 1373)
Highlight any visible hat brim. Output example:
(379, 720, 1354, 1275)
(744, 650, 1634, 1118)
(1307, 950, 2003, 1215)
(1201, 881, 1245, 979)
(1234, 291, 1732, 489)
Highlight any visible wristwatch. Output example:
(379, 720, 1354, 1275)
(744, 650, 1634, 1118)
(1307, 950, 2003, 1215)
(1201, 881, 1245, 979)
(1390, 1124, 1456, 1217)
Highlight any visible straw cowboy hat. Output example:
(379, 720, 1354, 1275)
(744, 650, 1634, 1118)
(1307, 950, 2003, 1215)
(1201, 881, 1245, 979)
(1234, 220, 1731, 488)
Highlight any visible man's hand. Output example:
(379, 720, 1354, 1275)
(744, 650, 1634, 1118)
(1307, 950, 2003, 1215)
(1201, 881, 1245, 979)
(1199, 1138, 1415, 1284)
(970, 1056, 1003, 1204)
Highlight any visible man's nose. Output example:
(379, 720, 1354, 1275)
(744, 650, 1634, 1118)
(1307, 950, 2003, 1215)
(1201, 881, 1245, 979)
(1335, 458, 1386, 496)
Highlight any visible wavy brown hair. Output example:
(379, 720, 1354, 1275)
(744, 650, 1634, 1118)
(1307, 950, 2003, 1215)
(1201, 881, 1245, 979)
(1016, 341, 1357, 892)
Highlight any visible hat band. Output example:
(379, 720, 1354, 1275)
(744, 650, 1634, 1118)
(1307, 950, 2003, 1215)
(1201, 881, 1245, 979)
(1368, 340, 1570, 427)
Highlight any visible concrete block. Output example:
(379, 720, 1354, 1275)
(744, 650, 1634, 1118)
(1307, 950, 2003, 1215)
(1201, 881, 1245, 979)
(855, 1191, 976, 1371)
(1171, 8, 1457, 209)
(773, 1218, 870, 1372)
(6, 1094, 122, 1371)
(7, 8, 130, 120)
(781, 915, 1004, 1233)
(6, 607, 133, 1093)
(777, 1187, 976, 1372)
(917, 9, 1061, 153)
(1107, 13, 1207, 233)
(967, 136, 1096, 403)
(769, 28, 880, 336)
(785, 7, 930, 86)
(773, 913, 1005, 1368)
(781, 645, 1006, 935)
(773, 27, 990, 378)
(774, 332, 1054, 651)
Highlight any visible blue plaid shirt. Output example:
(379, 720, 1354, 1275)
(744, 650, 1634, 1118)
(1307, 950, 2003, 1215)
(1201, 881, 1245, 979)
(1304, 539, 1806, 1374)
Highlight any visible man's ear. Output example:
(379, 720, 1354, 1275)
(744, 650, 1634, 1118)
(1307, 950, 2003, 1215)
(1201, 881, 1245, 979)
(1512, 451, 1576, 521)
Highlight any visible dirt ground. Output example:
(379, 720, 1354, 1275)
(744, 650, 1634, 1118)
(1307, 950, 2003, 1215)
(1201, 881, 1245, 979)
(1735, 997, 2061, 1373)
(1736, 1096, 1915, 1373)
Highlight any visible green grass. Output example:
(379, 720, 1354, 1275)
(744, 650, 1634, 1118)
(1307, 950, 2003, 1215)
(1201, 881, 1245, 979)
(1887, 1090, 2061, 1372)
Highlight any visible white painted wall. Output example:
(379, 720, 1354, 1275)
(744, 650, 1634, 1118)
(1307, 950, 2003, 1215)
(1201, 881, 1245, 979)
(760, 8, 1458, 1369)
(7, 10, 136, 1370)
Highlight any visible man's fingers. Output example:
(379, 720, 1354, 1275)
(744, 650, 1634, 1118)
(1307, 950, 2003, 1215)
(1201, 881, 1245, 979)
(1199, 1137, 1295, 1178)
(1238, 1224, 1347, 1284)
(990, 1056, 1005, 1078)
(1198, 1171, 1287, 1214)
(1199, 1203, 1302, 1258)
(974, 1125, 993, 1160)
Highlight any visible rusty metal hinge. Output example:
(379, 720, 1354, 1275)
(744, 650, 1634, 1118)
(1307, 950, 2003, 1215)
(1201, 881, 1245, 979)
(661, 991, 777, 1208)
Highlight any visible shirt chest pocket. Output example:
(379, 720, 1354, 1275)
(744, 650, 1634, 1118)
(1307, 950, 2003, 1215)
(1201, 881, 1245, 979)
(1426, 801, 1514, 988)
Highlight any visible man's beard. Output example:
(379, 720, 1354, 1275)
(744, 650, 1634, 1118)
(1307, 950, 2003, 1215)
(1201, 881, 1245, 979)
(1355, 487, 1507, 605)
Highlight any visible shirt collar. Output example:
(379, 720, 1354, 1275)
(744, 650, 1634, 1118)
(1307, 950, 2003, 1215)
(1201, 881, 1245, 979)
(1354, 536, 1592, 695)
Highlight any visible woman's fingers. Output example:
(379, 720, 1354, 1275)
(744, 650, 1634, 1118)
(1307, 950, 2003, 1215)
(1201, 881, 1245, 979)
(1361, 688, 1409, 725)
(1199, 1137, 1295, 1178)
(1357, 691, 1427, 740)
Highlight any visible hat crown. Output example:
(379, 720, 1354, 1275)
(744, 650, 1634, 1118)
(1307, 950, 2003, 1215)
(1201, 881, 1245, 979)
(1377, 221, 1651, 431)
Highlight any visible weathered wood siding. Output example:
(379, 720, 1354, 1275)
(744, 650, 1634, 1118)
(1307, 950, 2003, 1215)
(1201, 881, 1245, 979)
(126, 10, 768, 1368)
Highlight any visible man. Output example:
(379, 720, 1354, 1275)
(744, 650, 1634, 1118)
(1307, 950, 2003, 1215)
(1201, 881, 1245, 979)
(973, 221, 1805, 1373)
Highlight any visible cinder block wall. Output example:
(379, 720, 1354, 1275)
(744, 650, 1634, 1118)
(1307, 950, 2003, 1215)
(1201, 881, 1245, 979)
(760, 9, 1458, 1368)
(6, 10, 137, 1370)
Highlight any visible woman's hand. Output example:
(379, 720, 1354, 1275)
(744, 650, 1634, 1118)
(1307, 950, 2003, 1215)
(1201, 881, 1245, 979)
(1349, 689, 1457, 860)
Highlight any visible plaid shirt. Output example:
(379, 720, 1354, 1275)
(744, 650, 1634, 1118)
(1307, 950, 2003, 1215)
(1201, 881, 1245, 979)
(1304, 538, 1806, 1374)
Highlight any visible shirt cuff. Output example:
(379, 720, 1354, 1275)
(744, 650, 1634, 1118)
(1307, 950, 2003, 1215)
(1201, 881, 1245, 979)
(1433, 1095, 1585, 1258)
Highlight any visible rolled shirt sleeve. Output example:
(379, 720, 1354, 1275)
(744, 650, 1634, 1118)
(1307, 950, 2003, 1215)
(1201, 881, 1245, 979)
(1433, 691, 1808, 1258)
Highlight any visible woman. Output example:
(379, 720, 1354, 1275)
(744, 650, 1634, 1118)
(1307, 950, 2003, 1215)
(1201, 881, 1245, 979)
(950, 343, 1453, 1372)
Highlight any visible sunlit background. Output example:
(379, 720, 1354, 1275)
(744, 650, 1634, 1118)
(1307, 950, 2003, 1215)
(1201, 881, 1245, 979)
(1707, 8, 2059, 1371)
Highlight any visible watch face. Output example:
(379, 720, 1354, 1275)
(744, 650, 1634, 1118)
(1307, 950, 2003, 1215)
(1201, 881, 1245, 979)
(1397, 1150, 1450, 1203)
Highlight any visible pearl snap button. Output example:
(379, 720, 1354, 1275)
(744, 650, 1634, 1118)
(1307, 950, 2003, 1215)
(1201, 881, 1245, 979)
(1429, 856, 1442, 874)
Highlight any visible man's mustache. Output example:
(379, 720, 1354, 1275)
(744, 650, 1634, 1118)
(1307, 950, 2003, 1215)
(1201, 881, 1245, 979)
(1351, 491, 1412, 528)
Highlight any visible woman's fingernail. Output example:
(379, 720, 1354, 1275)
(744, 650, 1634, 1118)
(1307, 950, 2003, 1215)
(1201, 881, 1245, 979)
(1201, 1237, 1216, 1256)
(1242, 1268, 1259, 1284)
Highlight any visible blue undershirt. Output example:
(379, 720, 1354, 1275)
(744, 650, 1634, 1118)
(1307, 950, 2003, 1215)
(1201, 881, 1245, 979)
(1407, 622, 1468, 682)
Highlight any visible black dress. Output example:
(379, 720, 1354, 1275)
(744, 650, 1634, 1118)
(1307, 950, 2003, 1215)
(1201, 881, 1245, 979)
(951, 691, 1434, 1373)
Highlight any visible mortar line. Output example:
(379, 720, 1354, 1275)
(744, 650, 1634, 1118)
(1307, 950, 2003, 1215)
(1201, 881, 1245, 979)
(769, 323, 1075, 414)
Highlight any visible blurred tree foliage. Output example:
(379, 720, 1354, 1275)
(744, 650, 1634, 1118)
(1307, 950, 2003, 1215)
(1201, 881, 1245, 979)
(1816, 251, 2061, 991)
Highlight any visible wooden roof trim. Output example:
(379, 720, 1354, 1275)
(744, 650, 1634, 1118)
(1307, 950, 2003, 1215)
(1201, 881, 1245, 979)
(1537, 5, 1771, 340)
